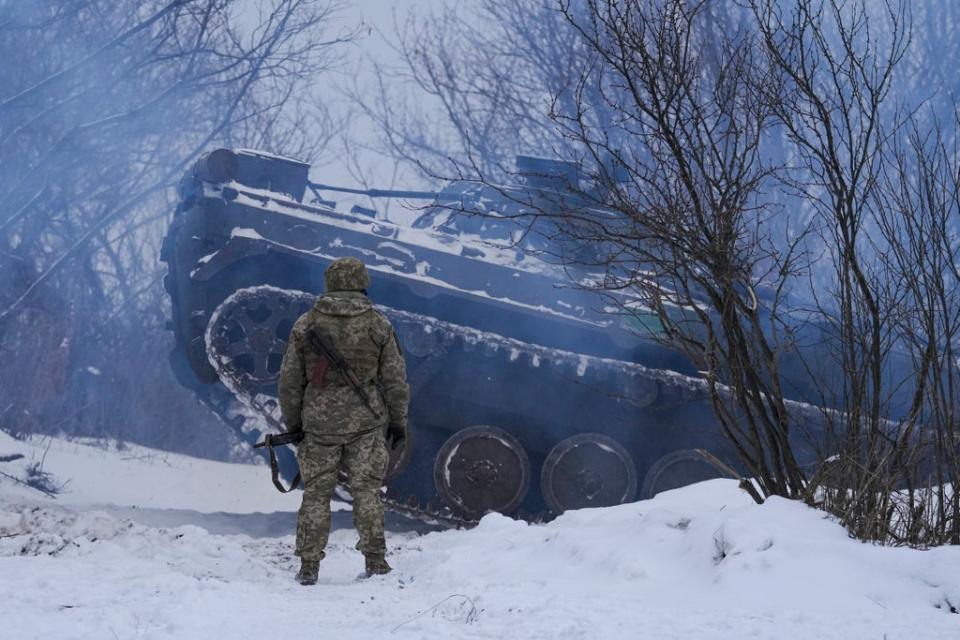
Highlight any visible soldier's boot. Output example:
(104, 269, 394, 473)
(364, 555, 392, 578)
(296, 560, 320, 586)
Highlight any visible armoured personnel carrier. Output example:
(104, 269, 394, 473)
(161, 148, 740, 522)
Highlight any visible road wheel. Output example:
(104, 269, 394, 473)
(641, 448, 738, 499)
(540, 433, 638, 514)
(433, 425, 530, 518)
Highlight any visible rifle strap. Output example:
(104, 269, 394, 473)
(306, 327, 383, 421)
(266, 442, 301, 493)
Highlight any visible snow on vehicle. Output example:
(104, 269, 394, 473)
(160, 148, 739, 522)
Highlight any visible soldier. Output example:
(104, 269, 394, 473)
(278, 257, 409, 585)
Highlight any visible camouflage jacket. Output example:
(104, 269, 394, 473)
(278, 291, 409, 439)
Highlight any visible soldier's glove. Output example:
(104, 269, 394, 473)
(385, 424, 406, 451)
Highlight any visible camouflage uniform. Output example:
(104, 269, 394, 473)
(278, 257, 409, 574)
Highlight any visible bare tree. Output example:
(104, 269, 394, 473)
(358, 0, 960, 543)
(859, 117, 960, 545)
(537, 0, 817, 502)
(0, 0, 352, 455)
(746, 0, 920, 540)
(741, 0, 960, 545)
(347, 0, 616, 182)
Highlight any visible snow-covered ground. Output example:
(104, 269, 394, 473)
(1, 432, 959, 639)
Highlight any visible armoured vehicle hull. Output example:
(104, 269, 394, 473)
(161, 148, 741, 522)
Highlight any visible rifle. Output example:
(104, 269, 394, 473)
(306, 327, 384, 421)
(254, 429, 304, 493)
(253, 327, 384, 494)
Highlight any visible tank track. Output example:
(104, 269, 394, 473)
(203, 286, 711, 527)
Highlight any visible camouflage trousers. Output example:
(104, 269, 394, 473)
(295, 429, 389, 562)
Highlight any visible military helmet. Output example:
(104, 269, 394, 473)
(325, 257, 370, 292)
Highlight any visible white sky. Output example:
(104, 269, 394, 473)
(328, 0, 438, 180)
(232, 0, 447, 167)
(232, 0, 450, 219)
(346, 0, 433, 63)
(314, 0, 449, 218)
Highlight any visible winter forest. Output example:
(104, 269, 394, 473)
(3, 1, 960, 638)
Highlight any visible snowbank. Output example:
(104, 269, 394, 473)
(0, 430, 300, 514)
(1, 434, 959, 639)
